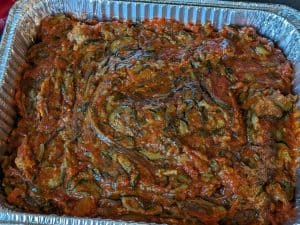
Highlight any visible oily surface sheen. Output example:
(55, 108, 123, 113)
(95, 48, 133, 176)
(2, 15, 300, 225)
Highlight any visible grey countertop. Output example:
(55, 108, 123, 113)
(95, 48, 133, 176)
(223, 0, 300, 10)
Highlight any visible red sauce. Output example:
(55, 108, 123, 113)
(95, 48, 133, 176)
(2, 15, 299, 225)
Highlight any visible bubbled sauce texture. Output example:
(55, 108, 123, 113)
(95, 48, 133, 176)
(2, 15, 299, 225)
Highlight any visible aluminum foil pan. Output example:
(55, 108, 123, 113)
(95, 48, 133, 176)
(0, 0, 299, 224)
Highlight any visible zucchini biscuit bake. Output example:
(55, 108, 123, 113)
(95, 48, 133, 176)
(2, 15, 300, 225)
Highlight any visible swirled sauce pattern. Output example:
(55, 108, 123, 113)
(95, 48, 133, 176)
(2, 15, 300, 225)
